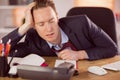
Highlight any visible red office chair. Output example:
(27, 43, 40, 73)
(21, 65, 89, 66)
(66, 7, 117, 45)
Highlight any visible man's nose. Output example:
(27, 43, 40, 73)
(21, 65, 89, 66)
(46, 23, 52, 31)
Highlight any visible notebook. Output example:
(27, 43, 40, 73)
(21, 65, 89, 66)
(54, 59, 77, 69)
(8, 54, 45, 75)
(8, 54, 45, 66)
(101, 61, 120, 71)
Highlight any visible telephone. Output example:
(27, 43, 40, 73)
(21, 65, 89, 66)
(57, 62, 74, 69)
(57, 62, 79, 76)
(17, 63, 75, 80)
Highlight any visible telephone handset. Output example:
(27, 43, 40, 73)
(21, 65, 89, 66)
(57, 62, 74, 70)
(57, 62, 79, 76)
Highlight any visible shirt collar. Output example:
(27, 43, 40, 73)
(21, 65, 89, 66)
(47, 28, 68, 48)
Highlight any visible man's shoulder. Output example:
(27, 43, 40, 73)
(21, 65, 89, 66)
(27, 28, 37, 34)
(58, 15, 90, 28)
(59, 15, 88, 22)
(26, 28, 39, 37)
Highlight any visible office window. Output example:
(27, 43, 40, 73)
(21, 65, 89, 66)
(13, 7, 26, 27)
(74, 0, 114, 10)
(9, 0, 33, 5)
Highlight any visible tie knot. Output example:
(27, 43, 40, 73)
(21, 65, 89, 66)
(52, 41, 76, 52)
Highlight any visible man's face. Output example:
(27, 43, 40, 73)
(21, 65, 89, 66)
(33, 6, 61, 44)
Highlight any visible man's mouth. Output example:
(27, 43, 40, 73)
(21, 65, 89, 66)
(46, 33, 54, 37)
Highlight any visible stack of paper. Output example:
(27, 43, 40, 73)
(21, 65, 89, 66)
(54, 59, 77, 69)
(101, 61, 120, 71)
(16, 54, 45, 66)
(8, 54, 45, 75)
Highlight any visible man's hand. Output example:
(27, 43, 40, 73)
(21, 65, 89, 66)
(58, 49, 88, 61)
(18, 2, 36, 35)
(24, 2, 36, 27)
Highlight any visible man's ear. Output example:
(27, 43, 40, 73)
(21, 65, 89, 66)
(56, 13, 59, 20)
(33, 27, 35, 29)
(33, 24, 36, 30)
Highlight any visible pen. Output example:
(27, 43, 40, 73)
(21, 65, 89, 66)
(1, 44, 4, 56)
(5, 39, 11, 57)
(0, 39, 4, 56)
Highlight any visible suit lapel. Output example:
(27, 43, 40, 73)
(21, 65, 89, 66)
(41, 19, 84, 53)
(60, 23, 83, 50)
(68, 32, 80, 50)
(40, 40, 56, 56)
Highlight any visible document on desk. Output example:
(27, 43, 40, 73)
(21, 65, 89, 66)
(16, 54, 45, 66)
(54, 59, 77, 69)
(101, 61, 120, 71)
(8, 54, 45, 66)
(8, 54, 45, 75)
(8, 57, 22, 67)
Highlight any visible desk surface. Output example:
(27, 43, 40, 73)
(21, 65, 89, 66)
(1, 55, 120, 80)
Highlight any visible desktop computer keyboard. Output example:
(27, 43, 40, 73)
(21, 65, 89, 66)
(101, 61, 120, 71)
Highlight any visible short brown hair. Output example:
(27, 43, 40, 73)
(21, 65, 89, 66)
(33, 0, 57, 13)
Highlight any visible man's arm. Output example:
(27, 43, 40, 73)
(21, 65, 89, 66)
(18, 2, 36, 35)
(1, 2, 36, 57)
(84, 16, 118, 60)
(58, 15, 118, 61)
(1, 28, 31, 57)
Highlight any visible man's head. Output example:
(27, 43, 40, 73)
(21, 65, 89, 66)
(33, 0, 57, 14)
(32, 0, 61, 44)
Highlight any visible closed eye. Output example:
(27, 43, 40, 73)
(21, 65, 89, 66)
(49, 18, 55, 23)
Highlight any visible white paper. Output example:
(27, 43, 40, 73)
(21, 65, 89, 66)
(17, 54, 45, 66)
(54, 59, 76, 69)
(8, 57, 22, 67)
(8, 54, 45, 75)
(8, 66, 17, 75)
(101, 61, 120, 71)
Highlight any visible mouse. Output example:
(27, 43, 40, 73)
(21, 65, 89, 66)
(88, 66, 107, 75)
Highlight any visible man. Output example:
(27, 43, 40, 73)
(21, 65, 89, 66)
(2, 0, 118, 60)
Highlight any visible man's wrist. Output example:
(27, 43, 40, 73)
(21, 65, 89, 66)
(77, 50, 88, 60)
(18, 23, 32, 36)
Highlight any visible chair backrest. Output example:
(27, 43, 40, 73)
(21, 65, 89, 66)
(66, 7, 117, 45)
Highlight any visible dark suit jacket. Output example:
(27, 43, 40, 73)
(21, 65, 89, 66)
(2, 15, 118, 60)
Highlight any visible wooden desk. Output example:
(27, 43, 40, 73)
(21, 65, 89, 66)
(1, 56, 120, 80)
